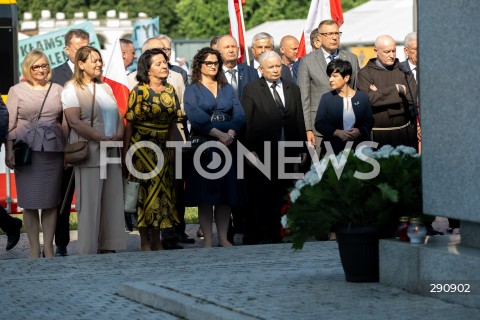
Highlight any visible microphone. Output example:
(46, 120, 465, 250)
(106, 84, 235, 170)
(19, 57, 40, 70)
(398, 63, 412, 75)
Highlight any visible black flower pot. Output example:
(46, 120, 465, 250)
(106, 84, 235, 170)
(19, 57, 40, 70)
(336, 225, 381, 282)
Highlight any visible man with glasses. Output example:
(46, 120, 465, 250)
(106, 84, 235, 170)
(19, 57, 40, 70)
(51, 29, 90, 257)
(156, 34, 188, 86)
(297, 20, 359, 156)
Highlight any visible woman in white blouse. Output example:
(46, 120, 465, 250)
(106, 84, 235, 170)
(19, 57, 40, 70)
(314, 59, 374, 156)
(62, 46, 125, 255)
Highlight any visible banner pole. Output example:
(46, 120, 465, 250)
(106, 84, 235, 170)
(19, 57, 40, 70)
(237, 0, 250, 65)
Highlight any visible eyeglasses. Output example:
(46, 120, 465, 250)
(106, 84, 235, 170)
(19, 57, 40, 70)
(161, 47, 172, 52)
(202, 61, 219, 67)
(31, 64, 50, 71)
(319, 32, 342, 38)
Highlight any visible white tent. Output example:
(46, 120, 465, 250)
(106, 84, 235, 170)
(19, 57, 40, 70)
(245, 0, 415, 47)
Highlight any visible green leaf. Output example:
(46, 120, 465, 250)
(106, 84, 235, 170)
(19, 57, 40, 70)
(377, 183, 399, 203)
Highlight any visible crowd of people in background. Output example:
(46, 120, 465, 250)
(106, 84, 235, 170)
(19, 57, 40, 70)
(1, 20, 420, 256)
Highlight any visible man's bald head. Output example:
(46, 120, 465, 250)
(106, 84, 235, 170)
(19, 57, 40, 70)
(217, 35, 240, 67)
(374, 35, 397, 67)
(279, 35, 299, 65)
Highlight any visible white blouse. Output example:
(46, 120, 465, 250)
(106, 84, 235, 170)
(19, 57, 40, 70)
(62, 83, 118, 136)
(343, 97, 356, 130)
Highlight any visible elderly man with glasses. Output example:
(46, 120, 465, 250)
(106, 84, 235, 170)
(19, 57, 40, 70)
(297, 20, 359, 156)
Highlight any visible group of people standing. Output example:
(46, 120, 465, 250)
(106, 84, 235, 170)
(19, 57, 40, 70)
(1, 20, 419, 256)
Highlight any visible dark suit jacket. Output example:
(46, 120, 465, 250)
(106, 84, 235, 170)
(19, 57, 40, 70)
(51, 61, 73, 86)
(236, 63, 259, 100)
(297, 49, 359, 135)
(249, 59, 293, 83)
(291, 60, 300, 84)
(241, 77, 306, 159)
(170, 64, 188, 86)
(314, 90, 374, 155)
(400, 59, 417, 84)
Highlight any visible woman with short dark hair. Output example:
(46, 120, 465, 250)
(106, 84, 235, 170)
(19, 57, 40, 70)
(124, 48, 183, 251)
(315, 59, 374, 155)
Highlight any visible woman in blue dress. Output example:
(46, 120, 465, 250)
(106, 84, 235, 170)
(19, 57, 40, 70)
(184, 47, 246, 248)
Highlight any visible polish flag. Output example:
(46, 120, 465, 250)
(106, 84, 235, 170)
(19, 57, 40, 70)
(228, 0, 247, 63)
(296, 0, 344, 59)
(103, 39, 130, 116)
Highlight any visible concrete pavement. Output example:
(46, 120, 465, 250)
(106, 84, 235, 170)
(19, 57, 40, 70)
(0, 225, 478, 320)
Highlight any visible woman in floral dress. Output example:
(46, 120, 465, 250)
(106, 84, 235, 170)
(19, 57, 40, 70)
(123, 48, 183, 251)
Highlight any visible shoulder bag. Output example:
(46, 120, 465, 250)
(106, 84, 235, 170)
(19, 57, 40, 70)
(13, 83, 52, 166)
(64, 84, 95, 165)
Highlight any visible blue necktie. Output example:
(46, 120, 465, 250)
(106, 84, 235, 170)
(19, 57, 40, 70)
(328, 54, 337, 63)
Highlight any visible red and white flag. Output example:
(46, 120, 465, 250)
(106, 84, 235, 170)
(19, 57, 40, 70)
(103, 39, 130, 116)
(296, 0, 344, 59)
(228, 0, 247, 63)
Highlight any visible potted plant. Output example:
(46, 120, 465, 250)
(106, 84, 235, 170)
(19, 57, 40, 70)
(283, 145, 423, 282)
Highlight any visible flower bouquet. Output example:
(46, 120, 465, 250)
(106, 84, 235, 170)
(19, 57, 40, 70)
(283, 145, 423, 250)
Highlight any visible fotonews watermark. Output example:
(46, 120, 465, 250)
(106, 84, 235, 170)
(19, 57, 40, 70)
(98, 140, 381, 181)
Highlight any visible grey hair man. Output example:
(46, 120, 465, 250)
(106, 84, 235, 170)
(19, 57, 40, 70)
(150, 34, 188, 86)
(250, 32, 292, 81)
(400, 32, 418, 83)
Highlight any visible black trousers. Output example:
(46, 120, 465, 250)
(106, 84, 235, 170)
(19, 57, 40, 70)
(55, 166, 75, 247)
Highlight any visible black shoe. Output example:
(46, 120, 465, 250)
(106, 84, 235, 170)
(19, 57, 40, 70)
(162, 241, 184, 250)
(196, 227, 204, 238)
(6, 218, 22, 251)
(178, 233, 195, 244)
(55, 245, 68, 256)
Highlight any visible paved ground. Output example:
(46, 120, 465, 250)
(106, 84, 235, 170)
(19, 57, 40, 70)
(0, 222, 476, 320)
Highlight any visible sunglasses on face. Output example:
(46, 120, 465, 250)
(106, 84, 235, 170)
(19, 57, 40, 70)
(202, 61, 219, 67)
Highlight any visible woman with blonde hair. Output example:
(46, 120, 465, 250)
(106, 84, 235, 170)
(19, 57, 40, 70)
(5, 49, 66, 258)
(62, 46, 126, 255)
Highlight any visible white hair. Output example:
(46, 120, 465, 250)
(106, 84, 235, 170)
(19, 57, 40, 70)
(252, 32, 274, 48)
(404, 32, 417, 48)
(258, 50, 281, 65)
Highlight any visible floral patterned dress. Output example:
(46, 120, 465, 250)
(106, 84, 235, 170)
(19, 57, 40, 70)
(125, 82, 182, 229)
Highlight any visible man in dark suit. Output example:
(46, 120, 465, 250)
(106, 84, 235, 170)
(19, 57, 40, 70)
(241, 51, 307, 244)
(155, 34, 188, 86)
(217, 35, 258, 101)
(297, 20, 359, 156)
(250, 32, 293, 82)
(216, 34, 258, 243)
(400, 32, 418, 84)
(50, 29, 90, 256)
(280, 35, 299, 83)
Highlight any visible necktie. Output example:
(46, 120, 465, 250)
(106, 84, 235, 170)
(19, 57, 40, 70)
(226, 69, 238, 93)
(271, 82, 284, 111)
(328, 54, 337, 63)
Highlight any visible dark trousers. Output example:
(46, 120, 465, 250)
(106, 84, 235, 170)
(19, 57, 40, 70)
(0, 205, 16, 233)
(55, 166, 75, 247)
(244, 165, 290, 244)
(174, 177, 186, 235)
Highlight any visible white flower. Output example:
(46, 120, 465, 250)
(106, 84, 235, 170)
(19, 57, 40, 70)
(290, 188, 301, 203)
(281, 215, 289, 228)
(394, 145, 417, 156)
(295, 179, 306, 190)
(377, 145, 394, 158)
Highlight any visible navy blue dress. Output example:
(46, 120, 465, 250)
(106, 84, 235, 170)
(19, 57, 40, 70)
(184, 83, 247, 206)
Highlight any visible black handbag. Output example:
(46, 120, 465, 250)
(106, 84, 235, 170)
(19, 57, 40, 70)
(13, 83, 52, 167)
(13, 142, 32, 166)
